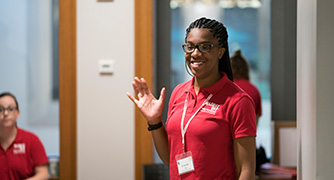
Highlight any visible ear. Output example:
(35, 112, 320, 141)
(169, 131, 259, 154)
(16, 109, 20, 118)
(219, 48, 226, 59)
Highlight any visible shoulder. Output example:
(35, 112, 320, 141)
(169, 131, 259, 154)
(216, 79, 254, 107)
(170, 80, 191, 99)
(224, 79, 248, 97)
(17, 128, 42, 143)
(234, 79, 260, 93)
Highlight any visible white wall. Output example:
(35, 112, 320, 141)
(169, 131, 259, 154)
(297, 0, 334, 179)
(296, 0, 316, 179)
(77, 0, 135, 179)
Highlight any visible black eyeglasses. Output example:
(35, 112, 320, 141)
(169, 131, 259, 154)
(182, 43, 220, 53)
(0, 107, 18, 115)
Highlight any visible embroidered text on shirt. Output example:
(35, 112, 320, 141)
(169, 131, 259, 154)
(13, 143, 26, 154)
(202, 101, 220, 115)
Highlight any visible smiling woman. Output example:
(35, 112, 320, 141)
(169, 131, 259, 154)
(127, 17, 256, 180)
(169, 0, 273, 161)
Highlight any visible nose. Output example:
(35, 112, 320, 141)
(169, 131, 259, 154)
(3, 109, 9, 115)
(191, 47, 201, 57)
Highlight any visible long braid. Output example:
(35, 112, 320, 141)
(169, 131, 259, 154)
(185, 17, 234, 81)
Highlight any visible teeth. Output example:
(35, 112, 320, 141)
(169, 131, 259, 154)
(192, 62, 204, 65)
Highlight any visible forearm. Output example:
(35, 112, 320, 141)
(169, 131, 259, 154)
(150, 119, 170, 166)
(234, 137, 256, 180)
(26, 165, 49, 180)
(237, 168, 255, 180)
(26, 174, 48, 180)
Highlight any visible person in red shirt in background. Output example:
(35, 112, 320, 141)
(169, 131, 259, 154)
(230, 50, 269, 174)
(0, 92, 49, 180)
(230, 50, 262, 125)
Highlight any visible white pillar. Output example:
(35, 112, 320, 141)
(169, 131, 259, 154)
(297, 0, 334, 179)
(296, 0, 317, 179)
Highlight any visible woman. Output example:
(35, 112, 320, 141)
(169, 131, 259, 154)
(0, 92, 49, 180)
(230, 50, 267, 173)
(127, 17, 256, 179)
(230, 49, 262, 126)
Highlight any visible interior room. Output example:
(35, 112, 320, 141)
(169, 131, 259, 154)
(1, 0, 333, 180)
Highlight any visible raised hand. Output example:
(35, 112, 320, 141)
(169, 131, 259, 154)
(126, 77, 165, 124)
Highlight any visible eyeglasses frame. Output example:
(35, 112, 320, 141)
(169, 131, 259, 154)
(0, 107, 18, 115)
(182, 43, 221, 53)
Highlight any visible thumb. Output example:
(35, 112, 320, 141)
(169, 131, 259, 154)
(158, 87, 166, 104)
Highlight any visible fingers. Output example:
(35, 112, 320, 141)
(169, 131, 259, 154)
(131, 81, 139, 96)
(133, 77, 144, 96)
(130, 77, 161, 100)
(159, 87, 166, 103)
(140, 78, 151, 95)
(132, 77, 151, 97)
(126, 92, 137, 104)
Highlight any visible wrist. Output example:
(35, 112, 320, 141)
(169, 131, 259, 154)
(148, 118, 162, 125)
(147, 121, 163, 131)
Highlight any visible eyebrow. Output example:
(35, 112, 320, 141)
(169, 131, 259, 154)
(186, 41, 212, 44)
(0, 105, 16, 108)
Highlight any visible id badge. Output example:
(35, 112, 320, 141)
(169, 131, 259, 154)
(175, 151, 195, 175)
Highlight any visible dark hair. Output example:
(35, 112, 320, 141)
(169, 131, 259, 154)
(230, 50, 250, 80)
(185, 17, 233, 81)
(0, 92, 19, 110)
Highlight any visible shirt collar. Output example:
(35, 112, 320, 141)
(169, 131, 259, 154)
(184, 72, 230, 96)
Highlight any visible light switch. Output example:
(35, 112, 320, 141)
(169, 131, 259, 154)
(99, 59, 115, 74)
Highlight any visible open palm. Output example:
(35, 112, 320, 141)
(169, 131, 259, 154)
(127, 77, 165, 123)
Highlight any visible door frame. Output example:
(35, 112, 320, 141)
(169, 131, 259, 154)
(59, 0, 77, 179)
(134, 0, 154, 179)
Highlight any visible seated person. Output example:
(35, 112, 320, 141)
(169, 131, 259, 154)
(0, 92, 49, 180)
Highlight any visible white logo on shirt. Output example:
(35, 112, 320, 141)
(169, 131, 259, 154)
(13, 143, 26, 154)
(202, 101, 220, 115)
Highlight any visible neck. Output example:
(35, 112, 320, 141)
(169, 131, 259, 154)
(193, 72, 222, 95)
(0, 126, 17, 146)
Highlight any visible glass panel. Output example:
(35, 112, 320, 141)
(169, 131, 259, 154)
(0, 0, 59, 159)
(170, 0, 272, 158)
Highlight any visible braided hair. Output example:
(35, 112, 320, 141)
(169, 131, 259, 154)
(185, 17, 233, 81)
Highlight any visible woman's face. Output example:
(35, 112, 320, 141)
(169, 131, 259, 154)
(185, 28, 225, 80)
(0, 95, 19, 128)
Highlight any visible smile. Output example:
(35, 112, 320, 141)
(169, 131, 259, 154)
(191, 61, 204, 65)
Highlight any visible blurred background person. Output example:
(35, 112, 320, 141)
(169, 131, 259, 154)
(230, 50, 269, 174)
(230, 50, 262, 125)
(0, 92, 49, 180)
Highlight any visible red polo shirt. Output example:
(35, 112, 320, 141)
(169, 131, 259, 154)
(234, 79, 262, 116)
(166, 73, 256, 180)
(0, 128, 48, 180)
